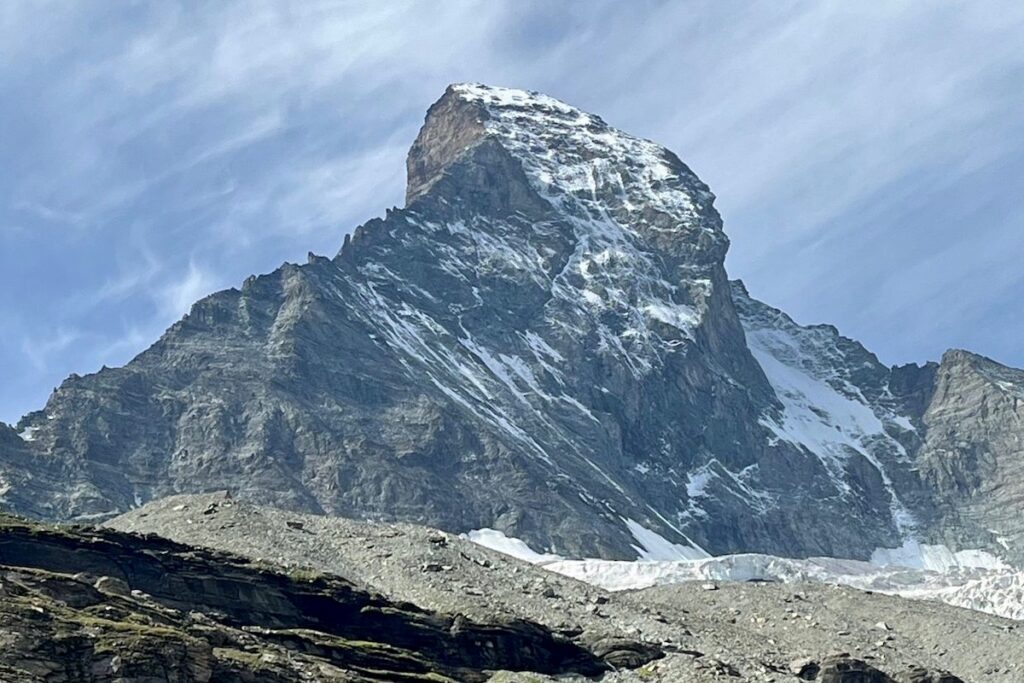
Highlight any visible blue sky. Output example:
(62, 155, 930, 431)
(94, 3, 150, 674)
(2, 1, 1023, 424)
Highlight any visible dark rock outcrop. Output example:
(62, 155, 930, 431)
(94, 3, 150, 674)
(0, 513, 655, 681)
(798, 656, 967, 683)
(817, 656, 890, 683)
(895, 666, 966, 683)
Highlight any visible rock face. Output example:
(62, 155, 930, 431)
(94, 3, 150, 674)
(3, 83, 1023, 565)
(915, 351, 1024, 556)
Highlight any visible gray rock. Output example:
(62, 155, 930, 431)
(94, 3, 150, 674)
(818, 655, 890, 682)
(895, 666, 966, 683)
(791, 656, 820, 678)
(93, 575, 130, 597)
(914, 350, 1024, 564)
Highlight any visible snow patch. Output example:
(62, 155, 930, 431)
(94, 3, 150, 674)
(995, 380, 1024, 398)
(459, 336, 529, 405)
(523, 331, 564, 363)
(685, 467, 715, 498)
(642, 302, 698, 334)
(462, 528, 563, 563)
(870, 539, 1009, 572)
(624, 518, 709, 561)
(891, 415, 917, 432)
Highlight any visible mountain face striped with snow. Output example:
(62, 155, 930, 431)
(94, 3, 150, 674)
(3, 84, 1022, 565)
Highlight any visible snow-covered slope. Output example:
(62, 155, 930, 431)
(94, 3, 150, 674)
(746, 327, 913, 526)
(732, 281, 955, 562)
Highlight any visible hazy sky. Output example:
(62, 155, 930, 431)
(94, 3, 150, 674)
(2, 1, 1023, 424)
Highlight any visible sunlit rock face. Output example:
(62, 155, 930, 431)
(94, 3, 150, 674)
(4, 84, 1022, 565)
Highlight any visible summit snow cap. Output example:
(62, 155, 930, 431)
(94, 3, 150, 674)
(407, 83, 728, 264)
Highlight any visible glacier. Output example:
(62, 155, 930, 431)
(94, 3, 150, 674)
(466, 529, 1024, 621)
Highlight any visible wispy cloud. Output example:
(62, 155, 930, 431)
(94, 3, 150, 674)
(11, 201, 89, 229)
(20, 328, 81, 372)
(158, 261, 218, 319)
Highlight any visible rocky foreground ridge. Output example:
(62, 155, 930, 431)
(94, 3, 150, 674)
(0, 493, 1006, 682)
(3, 83, 1024, 567)
(0, 509, 664, 682)
(104, 493, 1020, 682)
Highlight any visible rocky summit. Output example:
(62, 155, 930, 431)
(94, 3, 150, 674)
(3, 84, 1024, 568)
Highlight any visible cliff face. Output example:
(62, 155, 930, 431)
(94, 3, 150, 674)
(3, 84, 1022, 566)
(913, 351, 1024, 559)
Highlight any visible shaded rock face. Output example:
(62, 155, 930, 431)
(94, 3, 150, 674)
(794, 655, 965, 683)
(914, 351, 1024, 557)
(0, 514, 628, 682)
(3, 84, 1023, 565)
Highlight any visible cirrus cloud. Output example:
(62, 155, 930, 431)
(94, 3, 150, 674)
(1, 0, 1023, 423)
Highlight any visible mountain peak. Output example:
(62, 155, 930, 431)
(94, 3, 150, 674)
(14, 84, 1024, 569)
(406, 84, 726, 264)
(450, 82, 600, 117)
